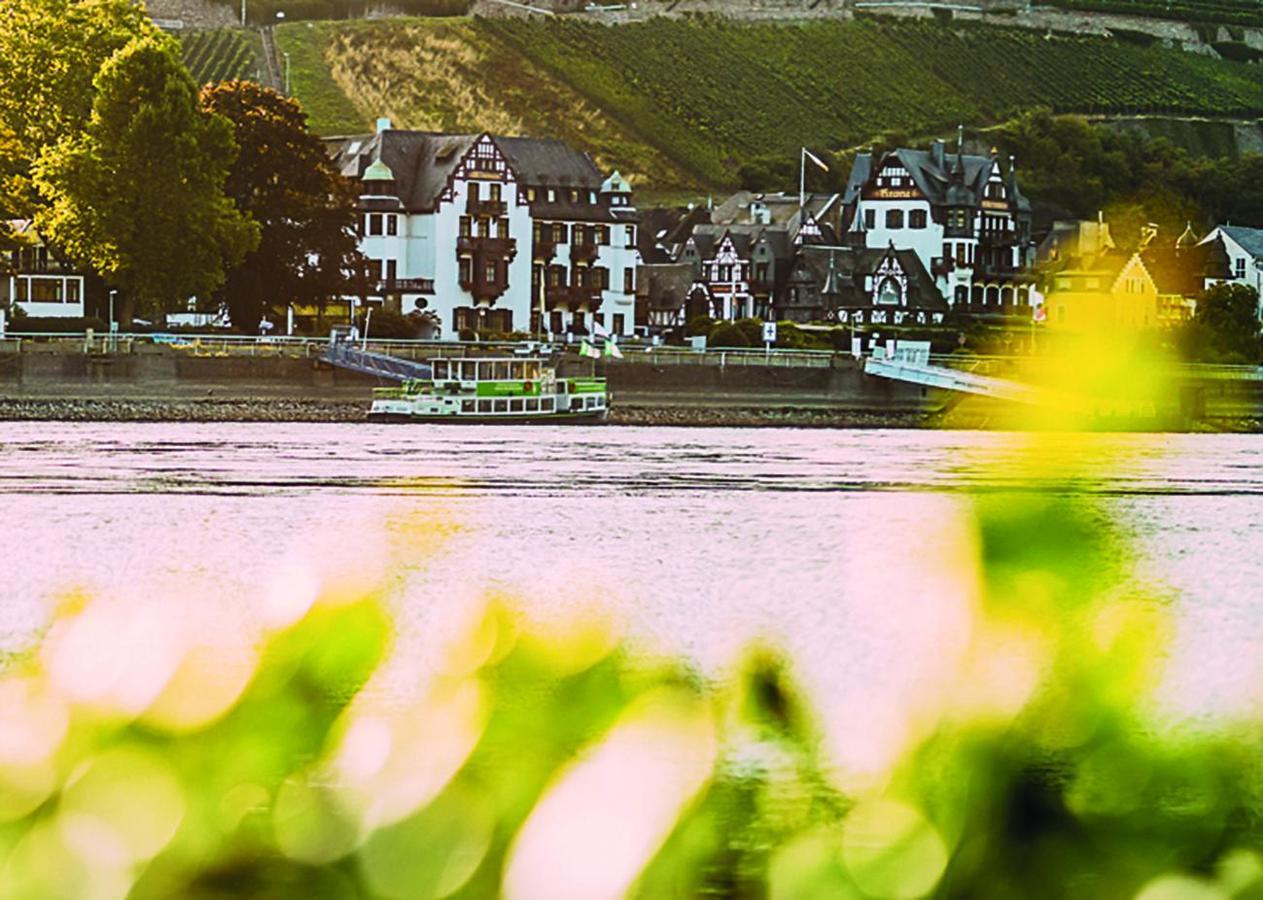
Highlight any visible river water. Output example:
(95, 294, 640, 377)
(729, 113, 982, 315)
(2, 423, 1262, 772)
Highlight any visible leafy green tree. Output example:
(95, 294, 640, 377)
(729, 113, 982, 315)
(0, 0, 154, 217)
(199, 80, 363, 333)
(1183, 281, 1262, 363)
(33, 37, 258, 324)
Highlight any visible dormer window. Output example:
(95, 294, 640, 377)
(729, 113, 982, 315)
(877, 277, 902, 305)
(589, 191, 597, 204)
(548, 188, 556, 203)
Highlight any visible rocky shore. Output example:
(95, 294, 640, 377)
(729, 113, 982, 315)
(0, 395, 933, 427)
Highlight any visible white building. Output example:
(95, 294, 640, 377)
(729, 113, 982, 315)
(841, 140, 1036, 312)
(1198, 224, 1263, 317)
(2, 220, 87, 318)
(327, 122, 640, 339)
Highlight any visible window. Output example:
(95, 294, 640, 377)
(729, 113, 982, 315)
(570, 190, 579, 203)
(550, 311, 563, 333)
(499, 217, 509, 237)
(573, 311, 586, 331)
(1236, 258, 1247, 278)
(553, 223, 566, 244)
(547, 189, 556, 203)
(864, 209, 875, 230)
(386, 215, 397, 236)
(613, 313, 625, 335)
(526, 398, 540, 412)
(385, 259, 397, 283)
(510, 398, 524, 412)
(477, 218, 489, 238)
(597, 225, 609, 245)
(67, 280, 80, 303)
(624, 225, 635, 248)
(533, 222, 542, 243)
(459, 258, 472, 284)
(462, 400, 475, 413)
(468, 182, 480, 202)
(589, 191, 597, 204)
(368, 214, 383, 236)
(885, 209, 904, 229)
(877, 277, 901, 305)
(542, 397, 555, 412)
(910, 210, 927, 229)
(494, 399, 508, 413)
(719, 264, 732, 281)
(623, 268, 634, 293)
(572, 225, 585, 246)
(459, 217, 471, 237)
(489, 183, 501, 202)
(484, 261, 497, 283)
(527, 187, 537, 202)
(478, 399, 492, 413)
(532, 264, 543, 288)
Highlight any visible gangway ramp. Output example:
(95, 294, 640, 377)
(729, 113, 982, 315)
(324, 339, 432, 382)
(863, 356, 1045, 406)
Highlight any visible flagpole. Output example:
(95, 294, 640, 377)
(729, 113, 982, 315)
(799, 147, 806, 215)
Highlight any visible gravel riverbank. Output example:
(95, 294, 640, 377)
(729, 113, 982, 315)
(0, 396, 932, 427)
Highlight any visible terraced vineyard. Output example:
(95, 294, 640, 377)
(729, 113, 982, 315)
(181, 29, 261, 86)
(277, 15, 1263, 188)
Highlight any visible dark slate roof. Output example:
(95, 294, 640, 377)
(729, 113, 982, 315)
(844, 147, 1030, 213)
(1219, 225, 1263, 259)
(326, 130, 606, 214)
(638, 263, 696, 311)
(796, 244, 946, 309)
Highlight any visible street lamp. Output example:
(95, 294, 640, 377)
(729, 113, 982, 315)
(283, 50, 291, 95)
(108, 289, 117, 331)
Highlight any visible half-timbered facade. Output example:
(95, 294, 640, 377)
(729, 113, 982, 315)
(842, 140, 1035, 313)
(327, 121, 639, 339)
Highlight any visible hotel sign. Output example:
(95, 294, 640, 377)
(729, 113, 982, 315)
(981, 199, 1009, 211)
(863, 187, 921, 200)
(467, 169, 505, 181)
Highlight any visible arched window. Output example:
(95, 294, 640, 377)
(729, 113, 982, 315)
(954, 285, 969, 306)
(877, 277, 902, 305)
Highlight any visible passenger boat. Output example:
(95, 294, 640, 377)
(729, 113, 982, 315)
(367, 356, 609, 423)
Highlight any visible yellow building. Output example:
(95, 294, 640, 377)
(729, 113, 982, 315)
(1044, 252, 1159, 332)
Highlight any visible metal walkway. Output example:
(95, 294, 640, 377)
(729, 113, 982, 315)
(863, 357, 1046, 405)
(324, 340, 432, 382)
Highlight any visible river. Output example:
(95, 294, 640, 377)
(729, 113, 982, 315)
(2, 423, 1262, 772)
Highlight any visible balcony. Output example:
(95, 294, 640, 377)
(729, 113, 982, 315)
(466, 196, 507, 217)
(569, 241, 599, 264)
(930, 257, 955, 279)
(534, 238, 557, 262)
(457, 235, 517, 259)
(545, 284, 604, 311)
(376, 277, 435, 294)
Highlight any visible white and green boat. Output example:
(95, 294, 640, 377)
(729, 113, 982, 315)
(367, 357, 609, 424)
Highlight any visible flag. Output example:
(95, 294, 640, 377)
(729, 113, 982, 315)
(603, 340, 623, 359)
(803, 147, 829, 172)
(579, 340, 600, 359)
(592, 319, 611, 338)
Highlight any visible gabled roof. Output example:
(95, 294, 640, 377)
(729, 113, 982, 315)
(1214, 224, 1263, 259)
(844, 146, 1030, 213)
(325, 129, 605, 213)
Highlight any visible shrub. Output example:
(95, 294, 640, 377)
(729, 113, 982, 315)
(685, 315, 714, 337)
(357, 308, 419, 339)
(734, 317, 764, 346)
(708, 322, 751, 347)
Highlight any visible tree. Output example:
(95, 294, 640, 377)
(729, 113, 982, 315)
(1185, 282, 1261, 363)
(32, 36, 258, 324)
(0, 0, 155, 218)
(199, 81, 363, 333)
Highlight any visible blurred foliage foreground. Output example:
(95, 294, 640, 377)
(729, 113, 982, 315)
(4, 440, 1263, 898)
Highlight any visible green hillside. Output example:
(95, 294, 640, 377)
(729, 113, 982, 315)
(181, 29, 263, 87)
(276, 15, 1263, 189)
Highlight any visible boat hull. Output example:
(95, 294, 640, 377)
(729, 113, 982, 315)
(366, 410, 609, 425)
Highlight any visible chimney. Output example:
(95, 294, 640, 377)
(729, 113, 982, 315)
(375, 116, 392, 134)
(931, 139, 946, 170)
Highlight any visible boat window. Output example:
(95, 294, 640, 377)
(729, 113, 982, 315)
(595, 397, 604, 408)
(466, 361, 481, 381)
(494, 361, 510, 381)
(462, 399, 475, 413)
(510, 398, 524, 412)
(508, 362, 521, 380)
(542, 397, 554, 412)
(433, 360, 448, 380)
(525, 361, 541, 380)
(477, 399, 492, 413)
(557, 381, 567, 393)
(526, 398, 539, 412)
(494, 398, 508, 412)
